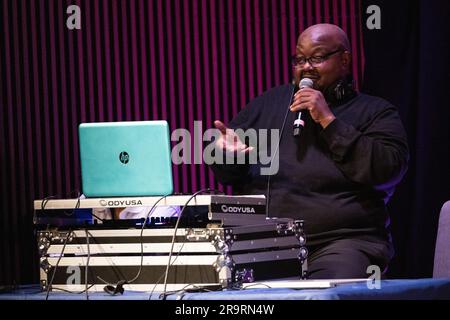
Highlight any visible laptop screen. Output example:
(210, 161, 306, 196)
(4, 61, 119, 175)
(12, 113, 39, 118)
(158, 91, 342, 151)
(78, 121, 173, 197)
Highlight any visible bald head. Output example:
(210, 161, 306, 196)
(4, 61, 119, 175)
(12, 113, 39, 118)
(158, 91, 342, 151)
(293, 23, 352, 91)
(297, 24, 350, 52)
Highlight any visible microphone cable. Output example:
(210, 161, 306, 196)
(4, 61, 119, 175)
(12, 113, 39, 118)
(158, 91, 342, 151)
(84, 228, 90, 300)
(45, 228, 73, 300)
(43, 192, 87, 299)
(265, 84, 297, 217)
(98, 193, 172, 295)
(148, 189, 225, 299)
(160, 188, 220, 300)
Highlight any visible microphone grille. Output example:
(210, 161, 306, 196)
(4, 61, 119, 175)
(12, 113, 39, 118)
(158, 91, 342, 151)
(299, 78, 314, 89)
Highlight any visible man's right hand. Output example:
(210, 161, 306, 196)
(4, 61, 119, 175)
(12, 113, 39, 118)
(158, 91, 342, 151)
(214, 120, 254, 155)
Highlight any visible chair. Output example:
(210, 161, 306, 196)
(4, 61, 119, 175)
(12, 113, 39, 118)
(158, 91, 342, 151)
(433, 200, 450, 278)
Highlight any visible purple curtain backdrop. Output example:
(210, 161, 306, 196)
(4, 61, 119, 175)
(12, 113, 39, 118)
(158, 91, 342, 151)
(0, 0, 364, 285)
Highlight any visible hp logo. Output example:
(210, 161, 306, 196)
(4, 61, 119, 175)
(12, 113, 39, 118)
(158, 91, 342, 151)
(119, 151, 129, 164)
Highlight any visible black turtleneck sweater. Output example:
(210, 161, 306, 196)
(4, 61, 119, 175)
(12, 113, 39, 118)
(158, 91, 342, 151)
(211, 84, 409, 245)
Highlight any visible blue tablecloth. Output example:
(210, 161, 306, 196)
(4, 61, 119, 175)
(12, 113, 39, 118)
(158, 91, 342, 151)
(1, 278, 450, 300)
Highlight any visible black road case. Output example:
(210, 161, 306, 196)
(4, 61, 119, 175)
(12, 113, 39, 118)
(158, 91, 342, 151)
(38, 219, 307, 292)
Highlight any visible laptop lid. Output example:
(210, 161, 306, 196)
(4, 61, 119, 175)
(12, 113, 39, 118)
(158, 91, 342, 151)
(78, 121, 173, 197)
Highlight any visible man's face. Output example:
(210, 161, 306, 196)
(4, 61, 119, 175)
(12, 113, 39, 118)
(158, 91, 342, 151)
(293, 33, 349, 92)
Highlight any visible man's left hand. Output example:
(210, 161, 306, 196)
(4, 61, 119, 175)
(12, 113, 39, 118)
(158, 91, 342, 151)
(290, 87, 336, 128)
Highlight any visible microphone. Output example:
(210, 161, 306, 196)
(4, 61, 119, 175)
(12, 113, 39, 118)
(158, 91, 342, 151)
(293, 78, 314, 137)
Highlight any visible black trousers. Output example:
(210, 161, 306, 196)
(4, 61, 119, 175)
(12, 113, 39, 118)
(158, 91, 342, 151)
(306, 236, 394, 279)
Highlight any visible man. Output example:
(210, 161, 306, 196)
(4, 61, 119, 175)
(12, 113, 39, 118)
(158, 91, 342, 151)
(210, 24, 409, 279)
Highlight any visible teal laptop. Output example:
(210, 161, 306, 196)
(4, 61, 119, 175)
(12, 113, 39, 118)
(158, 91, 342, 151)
(78, 121, 173, 197)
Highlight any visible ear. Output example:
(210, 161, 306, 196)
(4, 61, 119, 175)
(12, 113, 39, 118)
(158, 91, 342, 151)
(341, 51, 351, 71)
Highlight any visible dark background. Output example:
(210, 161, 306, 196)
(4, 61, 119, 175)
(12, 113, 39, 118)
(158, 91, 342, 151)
(1, 0, 449, 285)
(362, 0, 450, 278)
